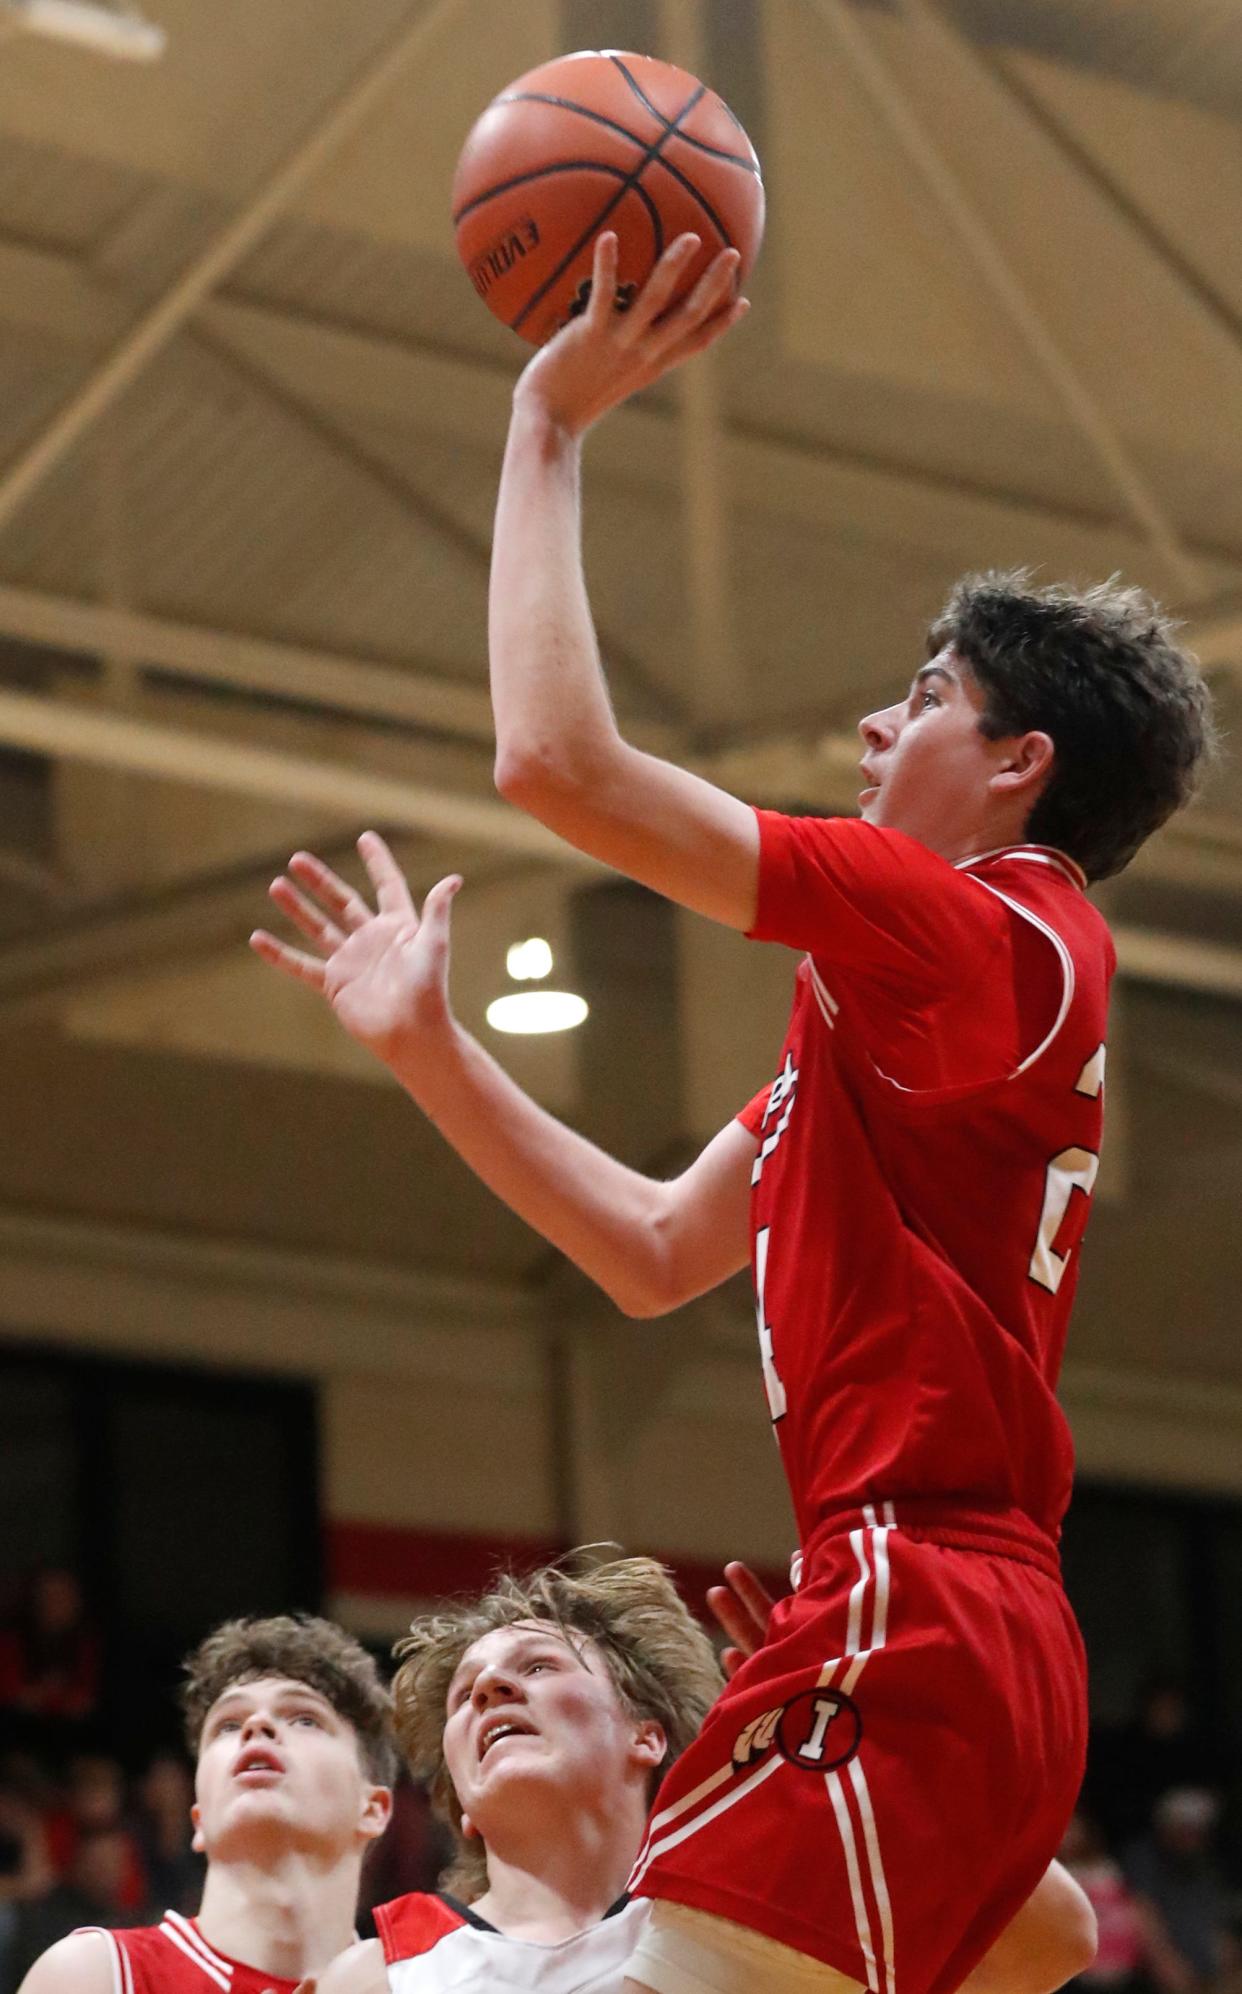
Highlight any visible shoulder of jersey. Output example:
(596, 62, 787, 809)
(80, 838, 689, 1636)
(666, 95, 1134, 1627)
(376, 1894, 469, 1963)
(76, 1915, 294, 1991)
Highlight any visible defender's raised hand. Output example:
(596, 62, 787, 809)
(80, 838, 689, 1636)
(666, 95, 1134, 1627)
(514, 229, 748, 439)
(707, 1561, 777, 1679)
(250, 832, 460, 1065)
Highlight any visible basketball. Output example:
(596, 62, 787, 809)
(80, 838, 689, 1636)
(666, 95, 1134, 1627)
(451, 49, 765, 345)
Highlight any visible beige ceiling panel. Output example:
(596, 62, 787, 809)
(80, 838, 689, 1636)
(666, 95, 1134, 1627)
(0, 0, 413, 199)
(60, 950, 390, 1082)
(858, 14, 1242, 465)
(304, 0, 559, 253)
(767, 3, 1242, 475)
(765, 0, 1049, 411)
(1008, 54, 1242, 325)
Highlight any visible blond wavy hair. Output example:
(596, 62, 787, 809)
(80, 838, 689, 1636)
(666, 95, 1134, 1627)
(392, 1551, 723, 1900)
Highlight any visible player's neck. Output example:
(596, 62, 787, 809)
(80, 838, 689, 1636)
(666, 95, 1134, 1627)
(196, 1848, 363, 1980)
(469, 1791, 644, 1943)
(935, 803, 1036, 870)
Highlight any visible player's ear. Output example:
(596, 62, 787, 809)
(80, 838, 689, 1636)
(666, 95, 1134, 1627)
(190, 1802, 205, 1855)
(360, 1783, 392, 1841)
(460, 1809, 482, 1841)
(631, 1718, 667, 1771)
(990, 729, 1054, 801)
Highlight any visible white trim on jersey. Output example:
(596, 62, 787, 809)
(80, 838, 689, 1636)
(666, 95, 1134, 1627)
(158, 1919, 232, 1991)
(955, 845, 1086, 893)
(79, 1928, 129, 1994)
(968, 878, 1076, 1076)
(809, 961, 839, 1031)
(163, 1914, 232, 1981)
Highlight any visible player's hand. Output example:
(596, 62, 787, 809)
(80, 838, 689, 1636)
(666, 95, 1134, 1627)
(250, 832, 461, 1067)
(707, 1560, 776, 1679)
(513, 230, 748, 438)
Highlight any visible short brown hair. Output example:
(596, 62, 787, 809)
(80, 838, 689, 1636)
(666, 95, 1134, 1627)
(181, 1614, 396, 1786)
(930, 570, 1218, 881)
(391, 1552, 723, 1900)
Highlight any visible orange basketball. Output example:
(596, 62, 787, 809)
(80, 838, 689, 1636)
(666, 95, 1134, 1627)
(452, 50, 764, 345)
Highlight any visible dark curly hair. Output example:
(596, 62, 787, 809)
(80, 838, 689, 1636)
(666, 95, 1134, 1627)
(180, 1614, 396, 1785)
(391, 1551, 723, 1901)
(929, 570, 1218, 881)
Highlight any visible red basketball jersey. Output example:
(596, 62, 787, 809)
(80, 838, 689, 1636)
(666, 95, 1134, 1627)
(741, 812, 1114, 1557)
(77, 1915, 300, 1993)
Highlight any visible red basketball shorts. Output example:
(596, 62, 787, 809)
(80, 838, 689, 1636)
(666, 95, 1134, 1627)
(630, 1504, 1087, 1994)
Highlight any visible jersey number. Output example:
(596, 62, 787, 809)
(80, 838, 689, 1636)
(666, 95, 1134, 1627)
(755, 1225, 787, 1422)
(1028, 1046, 1105, 1295)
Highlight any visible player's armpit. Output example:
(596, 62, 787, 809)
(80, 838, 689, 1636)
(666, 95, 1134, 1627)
(304, 1938, 387, 1994)
(497, 739, 760, 933)
(16, 1931, 117, 1994)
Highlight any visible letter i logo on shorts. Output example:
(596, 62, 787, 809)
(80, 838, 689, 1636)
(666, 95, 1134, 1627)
(775, 1688, 862, 1773)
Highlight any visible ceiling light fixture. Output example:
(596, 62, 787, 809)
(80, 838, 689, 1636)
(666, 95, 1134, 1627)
(487, 990, 589, 1035)
(506, 937, 554, 982)
(489, 937, 587, 1034)
(6, 0, 166, 60)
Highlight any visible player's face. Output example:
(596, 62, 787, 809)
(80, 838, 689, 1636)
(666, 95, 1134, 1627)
(857, 648, 1013, 856)
(442, 1621, 664, 1843)
(192, 1675, 390, 1862)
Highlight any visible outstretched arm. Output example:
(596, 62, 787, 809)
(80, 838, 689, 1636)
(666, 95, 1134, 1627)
(251, 834, 754, 1318)
(490, 232, 760, 931)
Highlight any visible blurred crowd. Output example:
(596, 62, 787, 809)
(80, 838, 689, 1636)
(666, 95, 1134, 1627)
(1065, 1682, 1241, 1994)
(0, 1569, 1239, 1994)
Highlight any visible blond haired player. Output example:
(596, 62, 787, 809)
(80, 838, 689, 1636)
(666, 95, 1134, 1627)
(302, 1554, 720, 1994)
(17, 1616, 394, 1994)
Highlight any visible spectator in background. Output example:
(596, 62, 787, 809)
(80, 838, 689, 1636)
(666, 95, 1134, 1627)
(43, 1757, 147, 1912)
(1058, 1811, 1149, 1994)
(3, 1825, 151, 1992)
(1124, 1789, 1236, 1994)
(131, 1754, 202, 1919)
(0, 1574, 100, 1759)
(1090, 1681, 1218, 1855)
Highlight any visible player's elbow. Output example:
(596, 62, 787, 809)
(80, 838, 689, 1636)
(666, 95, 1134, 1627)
(494, 727, 623, 826)
(495, 739, 582, 815)
(612, 1201, 699, 1318)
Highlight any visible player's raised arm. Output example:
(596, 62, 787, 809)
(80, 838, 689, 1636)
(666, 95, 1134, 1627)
(251, 834, 754, 1317)
(490, 232, 760, 933)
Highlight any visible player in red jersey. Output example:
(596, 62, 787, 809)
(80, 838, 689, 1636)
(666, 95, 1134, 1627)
(251, 230, 1213, 1994)
(17, 1616, 394, 1994)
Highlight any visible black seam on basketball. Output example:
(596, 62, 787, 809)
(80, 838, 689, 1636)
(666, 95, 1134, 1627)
(643, 150, 734, 250)
(500, 88, 760, 175)
(511, 82, 707, 334)
(455, 159, 637, 227)
(606, 54, 757, 173)
(454, 159, 664, 265)
(608, 54, 672, 126)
